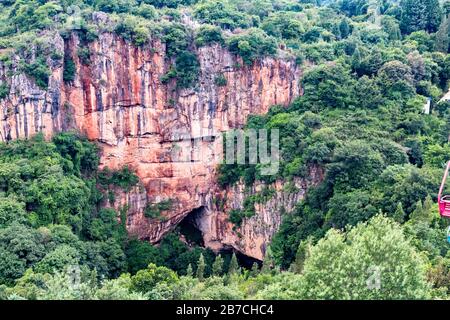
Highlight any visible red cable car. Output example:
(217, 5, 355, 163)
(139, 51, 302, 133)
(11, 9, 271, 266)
(438, 161, 450, 218)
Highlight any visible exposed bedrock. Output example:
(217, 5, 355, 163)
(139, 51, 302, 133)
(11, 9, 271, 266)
(0, 27, 319, 259)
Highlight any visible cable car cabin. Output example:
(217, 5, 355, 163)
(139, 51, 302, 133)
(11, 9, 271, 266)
(438, 161, 450, 218)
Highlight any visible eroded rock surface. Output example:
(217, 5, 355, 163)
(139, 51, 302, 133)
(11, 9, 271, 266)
(0, 28, 314, 259)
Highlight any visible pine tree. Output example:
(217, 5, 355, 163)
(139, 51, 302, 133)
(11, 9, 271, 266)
(339, 19, 350, 39)
(332, 23, 342, 40)
(422, 194, 435, 222)
(250, 262, 259, 277)
(400, 0, 442, 34)
(410, 200, 424, 222)
(351, 47, 362, 72)
(393, 202, 406, 223)
(212, 254, 224, 276)
(290, 239, 312, 274)
(196, 253, 205, 281)
(186, 263, 193, 277)
(435, 16, 450, 53)
(261, 246, 274, 274)
(426, 0, 443, 33)
(228, 253, 239, 276)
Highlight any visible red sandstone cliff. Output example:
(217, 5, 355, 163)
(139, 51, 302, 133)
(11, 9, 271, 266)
(0, 22, 315, 260)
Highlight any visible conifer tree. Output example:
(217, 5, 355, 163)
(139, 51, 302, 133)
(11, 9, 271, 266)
(250, 262, 259, 277)
(351, 47, 362, 72)
(290, 239, 312, 274)
(435, 16, 450, 53)
(393, 202, 406, 223)
(261, 247, 275, 274)
(339, 19, 350, 39)
(196, 253, 205, 281)
(410, 200, 424, 222)
(186, 263, 193, 277)
(212, 254, 224, 277)
(228, 253, 239, 276)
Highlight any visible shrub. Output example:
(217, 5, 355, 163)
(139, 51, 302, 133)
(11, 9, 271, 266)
(214, 73, 227, 86)
(0, 83, 9, 99)
(77, 48, 91, 65)
(174, 51, 200, 89)
(114, 14, 150, 47)
(21, 56, 50, 89)
(98, 166, 139, 191)
(144, 199, 173, 219)
(227, 28, 277, 65)
(63, 56, 76, 82)
(195, 25, 224, 46)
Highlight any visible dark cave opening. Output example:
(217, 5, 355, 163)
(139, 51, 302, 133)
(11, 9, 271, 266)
(177, 206, 205, 247)
(219, 248, 262, 270)
(177, 207, 263, 270)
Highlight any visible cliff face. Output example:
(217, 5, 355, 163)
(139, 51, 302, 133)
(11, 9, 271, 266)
(0, 27, 311, 260)
(196, 166, 324, 260)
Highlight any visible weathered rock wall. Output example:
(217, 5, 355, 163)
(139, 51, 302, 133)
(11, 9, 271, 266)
(0, 27, 310, 260)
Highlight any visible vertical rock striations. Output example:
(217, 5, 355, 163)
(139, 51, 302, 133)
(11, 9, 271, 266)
(0, 28, 313, 260)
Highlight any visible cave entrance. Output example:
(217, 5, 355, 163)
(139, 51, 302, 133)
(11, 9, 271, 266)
(177, 207, 262, 270)
(177, 206, 205, 247)
(219, 248, 262, 270)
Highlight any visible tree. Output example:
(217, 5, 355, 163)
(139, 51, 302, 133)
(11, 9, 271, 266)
(410, 200, 424, 222)
(250, 262, 260, 277)
(382, 16, 402, 41)
(339, 19, 350, 39)
(196, 253, 205, 281)
(300, 63, 356, 110)
(0, 196, 27, 226)
(228, 253, 239, 276)
(392, 202, 406, 223)
(227, 28, 278, 65)
(299, 215, 431, 299)
(0, 224, 46, 267)
(95, 274, 146, 300)
(34, 245, 80, 275)
(435, 16, 450, 53)
(400, 0, 442, 34)
(290, 239, 312, 274)
(325, 190, 379, 229)
(377, 60, 415, 98)
(410, 195, 436, 223)
(261, 247, 275, 274)
(0, 248, 26, 285)
(212, 255, 224, 277)
(130, 264, 178, 294)
(125, 239, 162, 275)
(351, 47, 361, 71)
(186, 263, 193, 277)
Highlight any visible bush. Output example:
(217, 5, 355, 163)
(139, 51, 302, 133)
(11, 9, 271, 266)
(0, 83, 9, 99)
(193, 0, 253, 30)
(214, 73, 227, 86)
(144, 199, 173, 219)
(174, 51, 200, 89)
(77, 48, 91, 65)
(98, 166, 139, 191)
(63, 56, 76, 82)
(114, 14, 151, 47)
(195, 25, 224, 46)
(21, 56, 50, 89)
(227, 28, 277, 65)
